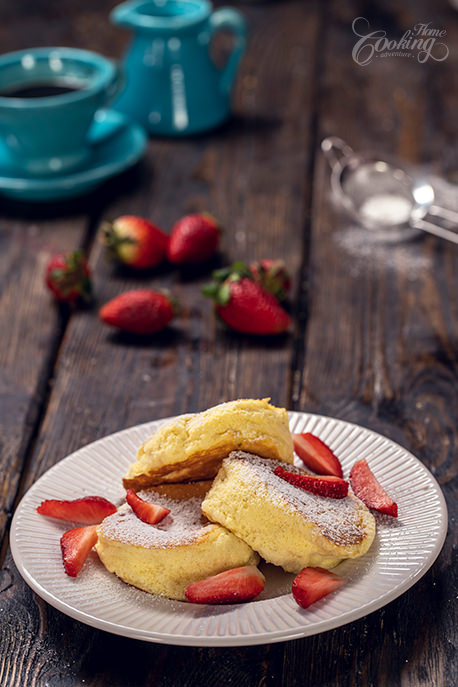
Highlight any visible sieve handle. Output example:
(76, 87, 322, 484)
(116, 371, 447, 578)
(428, 204, 458, 225)
(321, 137, 354, 171)
(411, 217, 458, 246)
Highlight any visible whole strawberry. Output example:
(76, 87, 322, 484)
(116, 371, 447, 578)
(99, 289, 176, 335)
(202, 262, 290, 335)
(250, 259, 291, 302)
(45, 251, 92, 304)
(101, 215, 168, 269)
(167, 212, 220, 264)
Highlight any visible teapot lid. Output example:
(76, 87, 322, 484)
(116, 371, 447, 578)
(111, 0, 212, 33)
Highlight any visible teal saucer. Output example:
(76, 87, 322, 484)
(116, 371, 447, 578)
(0, 109, 147, 201)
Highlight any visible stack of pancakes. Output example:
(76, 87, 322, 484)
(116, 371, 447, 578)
(96, 399, 376, 600)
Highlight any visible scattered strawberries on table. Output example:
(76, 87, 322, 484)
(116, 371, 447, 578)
(101, 215, 168, 269)
(60, 525, 98, 577)
(202, 262, 290, 335)
(37, 495, 116, 524)
(250, 259, 291, 302)
(185, 565, 265, 604)
(292, 433, 343, 478)
(99, 289, 176, 335)
(292, 567, 346, 609)
(45, 251, 92, 304)
(274, 465, 348, 499)
(167, 212, 220, 265)
(125, 489, 170, 525)
(349, 459, 398, 517)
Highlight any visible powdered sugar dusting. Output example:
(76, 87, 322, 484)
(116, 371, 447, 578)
(227, 452, 371, 546)
(99, 491, 215, 548)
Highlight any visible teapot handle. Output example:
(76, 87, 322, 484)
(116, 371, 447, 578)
(209, 8, 248, 94)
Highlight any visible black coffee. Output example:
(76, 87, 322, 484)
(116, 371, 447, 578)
(0, 81, 84, 98)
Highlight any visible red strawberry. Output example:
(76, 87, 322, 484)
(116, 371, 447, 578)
(202, 262, 290, 335)
(45, 251, 92, 304)
(60, 525, 98, 577)
(99, 289, 176, 334)
(250, 259, 291, 302)
(274, 465, 348, 499)
(185, 565, 265, 604)
(292, 567, 346, 609)
(125, 489, 170, 525)
(349, 459, 398, 516)
(102, 215, 168, 269)
(292, 433, 343, 478)
(167, 213, 220, 264)
(37, 495, 116, 524)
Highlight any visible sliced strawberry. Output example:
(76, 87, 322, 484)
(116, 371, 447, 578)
(126, 489, 170, 525)
(60, 525, 98, 577)
(37, 495, 117, 524)
(292, 433, 343, 477)
(185, 566, 265, 604)
(349, 459, 398, 516)
(274, 465, 348, 499)
(292, 566, 346, 609)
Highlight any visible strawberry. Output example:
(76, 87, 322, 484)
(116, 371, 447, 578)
(125, 489, 170, 525)
(202, 262, 290, 335)
(37, 495, 116, 524)
(250, 259, 291, 302)
(292, 567, 346, 609)
(292, 433, 343, 478)
(99, 289, 176, 334)
(167, 213, 220, 264)
(274, 465, 348, 499)
(60, 525, 98, 577)
(101, 215, 168, 269)
(349, 459, 398, 516)
(45, 251, 92, 304)
(185, 565, 265, 604)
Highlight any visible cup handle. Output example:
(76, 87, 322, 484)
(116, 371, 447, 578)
(209, 8, 248, 94)
(321, 137, 354, 172)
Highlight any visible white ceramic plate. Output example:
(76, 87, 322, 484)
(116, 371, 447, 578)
(10, 412, 447, 647)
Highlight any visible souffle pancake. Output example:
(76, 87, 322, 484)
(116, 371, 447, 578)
(96, 481, 259, 601)
(123, 398, 294, 490)
(202, 451, 376, 573)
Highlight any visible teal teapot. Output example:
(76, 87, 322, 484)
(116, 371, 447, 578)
(110, 0, 247, 136)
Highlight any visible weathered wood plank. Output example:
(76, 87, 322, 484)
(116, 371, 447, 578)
(0, 2, 321, 685)
(292, 2, 458, 686)
(0, 0, 129, 552)
(0, 211, 90, 545)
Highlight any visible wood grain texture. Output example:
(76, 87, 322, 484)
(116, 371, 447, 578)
(293, 1, 457, 686)
(1, 2, 321, 686)
(0, 0, 456, 685)
(0, 215, 89, 544)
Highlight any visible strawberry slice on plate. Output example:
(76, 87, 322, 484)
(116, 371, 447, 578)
(274, 465, 348, 499)
(60, 525, 98, 577)
(349, 459, 398, 516)
(37, 495, 117, 524)
(185, 566, 265, 604)
(292, 433, 343, 477)
(292, 566, 346, 609)
(126, 489, 170, 525)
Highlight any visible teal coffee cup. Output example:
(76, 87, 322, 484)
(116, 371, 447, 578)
(0, 47, 122, 175)
(111, 0, 247, 136)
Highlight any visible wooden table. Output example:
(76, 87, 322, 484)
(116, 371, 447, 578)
(1, 1, 457, 685)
